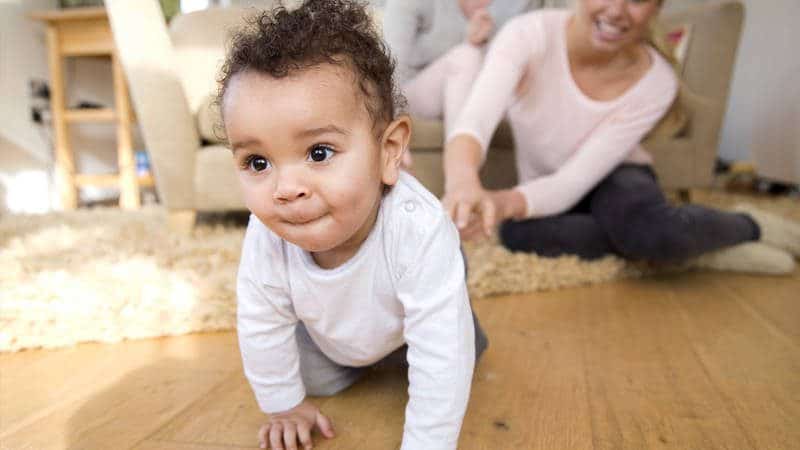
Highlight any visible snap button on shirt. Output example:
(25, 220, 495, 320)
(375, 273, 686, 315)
(404, 201, 416, 212)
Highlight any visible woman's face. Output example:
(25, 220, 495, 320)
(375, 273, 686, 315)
(577, 0, 662, 53)
(458, 0, 493, 19)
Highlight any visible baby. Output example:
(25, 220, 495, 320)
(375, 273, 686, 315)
(218, 1, 488, 449)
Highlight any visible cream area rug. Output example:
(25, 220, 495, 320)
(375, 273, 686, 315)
(1, 190, 797, 352)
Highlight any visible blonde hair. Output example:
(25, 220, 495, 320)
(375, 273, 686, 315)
(644, 1, 689, 138)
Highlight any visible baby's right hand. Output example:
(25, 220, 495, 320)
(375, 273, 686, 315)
(258, 399, 335, 450)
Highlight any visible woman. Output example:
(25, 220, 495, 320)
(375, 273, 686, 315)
(382, 0, 541, 167)
(442, 0, 799, 268)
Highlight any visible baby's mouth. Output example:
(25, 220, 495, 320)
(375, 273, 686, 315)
(281, 212, 325, 225)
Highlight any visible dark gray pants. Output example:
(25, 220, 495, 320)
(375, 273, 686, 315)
(499, 164, 760, 262)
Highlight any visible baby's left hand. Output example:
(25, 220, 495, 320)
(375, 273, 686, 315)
(259, 399, 334, 450)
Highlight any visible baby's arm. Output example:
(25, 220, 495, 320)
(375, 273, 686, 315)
(396, 212, 476, 450)
(237, 220, 334, 450)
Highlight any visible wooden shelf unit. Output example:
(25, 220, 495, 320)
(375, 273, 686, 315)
(31, 6, 148, 210)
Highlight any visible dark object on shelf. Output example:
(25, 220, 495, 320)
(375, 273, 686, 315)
(75, 100, 105, 109)
(60, 0, 104, 7)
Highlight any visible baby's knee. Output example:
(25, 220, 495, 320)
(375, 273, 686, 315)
(302, 377, 351, 397)
(301, 369, 361, 397)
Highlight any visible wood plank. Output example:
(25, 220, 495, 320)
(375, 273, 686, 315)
(29, 7, 107, 22)
(462, 294, 594, 450)
(148, 358, 409, 449)
(711, 269, 800, 343)
(134, 441, 241, 450)
(113, 51, 140, 209)
(577, 275, 758, 450)
(2, 270, 798, 449)
(670, 271, 800, 449)
(65, 108, 116, 123)
(0, 333, 240, 450)
(74, 173, 120, 187)
(57, 18, 114, 56)
(44, 24, 77, 210)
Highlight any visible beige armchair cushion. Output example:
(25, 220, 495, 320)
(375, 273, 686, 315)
(194, 145, 246, 211)
(197, 94, 225, 144)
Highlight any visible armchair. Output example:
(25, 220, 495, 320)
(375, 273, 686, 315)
(105, 0, 260, 229)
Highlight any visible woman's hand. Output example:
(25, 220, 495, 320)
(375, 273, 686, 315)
(488, 188, 527, 224)
(443, 185, 528, 241)
(258, 399, 335, 450)
(466, 9, 494, 46)
(443, 178, 496, 240)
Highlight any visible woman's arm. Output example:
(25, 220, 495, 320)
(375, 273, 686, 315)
(443, 14, 542, 236)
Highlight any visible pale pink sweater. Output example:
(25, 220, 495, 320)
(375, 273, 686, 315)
(448, 10, 679, 219)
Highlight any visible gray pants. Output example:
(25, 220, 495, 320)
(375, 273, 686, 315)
(297, 312, 488, 397)
(499, 164, 760, 262)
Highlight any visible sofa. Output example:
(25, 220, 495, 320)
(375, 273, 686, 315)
(106, 0, 743, 227)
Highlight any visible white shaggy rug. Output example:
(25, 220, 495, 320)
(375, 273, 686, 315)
(1, 208, 242, 352)
(1, 190, 797, 352)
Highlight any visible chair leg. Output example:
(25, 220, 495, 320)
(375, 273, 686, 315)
(168, 209, 196, 234)
(677, 188, 692, 203)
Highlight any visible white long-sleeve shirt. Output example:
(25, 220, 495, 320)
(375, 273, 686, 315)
(448, 10, 679, 219)
(237, 172, 475, 450)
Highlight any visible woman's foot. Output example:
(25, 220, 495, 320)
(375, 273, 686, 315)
(691, 242, 795, 275)
(734, 204, 800, 257)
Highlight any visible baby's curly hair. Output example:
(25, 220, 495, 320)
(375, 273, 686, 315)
(217, 0, 405, 133)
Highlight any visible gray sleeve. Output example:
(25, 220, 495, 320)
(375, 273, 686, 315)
(382, 0, 425, 86)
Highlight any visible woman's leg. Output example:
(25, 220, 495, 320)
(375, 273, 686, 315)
(402, 43, 484, 134)
(499, 192, 616, 260)
(591, 165, 760, 262)
(499, 213, 615, 259)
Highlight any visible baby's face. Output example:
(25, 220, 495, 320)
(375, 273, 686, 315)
(224, 65, 391, 264)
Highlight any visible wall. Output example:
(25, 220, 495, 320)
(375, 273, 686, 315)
(0, 0, 143, 210)
(0, 0, 57, 164)
(719, 0, 799, 181)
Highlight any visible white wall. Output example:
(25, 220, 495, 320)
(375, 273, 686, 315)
(0, 0, 57, 164)
(1, 1, 144, 210)
(719, 0, 799, 178)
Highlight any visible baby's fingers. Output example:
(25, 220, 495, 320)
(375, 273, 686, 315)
(258, 424, 270, 449)
(297, 422, 313, 450)
(269, 422, 284, 450)
(281, 421, 298, 450)
(315, 411, 335, 439)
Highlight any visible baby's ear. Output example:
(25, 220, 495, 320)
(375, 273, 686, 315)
(379, 115, 412, 186)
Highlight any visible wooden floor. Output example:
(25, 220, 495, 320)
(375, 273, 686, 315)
(2, 269, 799, 449)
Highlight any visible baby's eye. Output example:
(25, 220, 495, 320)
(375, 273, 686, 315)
(307, 145, 335, 163)
(245, 155, 271, 172)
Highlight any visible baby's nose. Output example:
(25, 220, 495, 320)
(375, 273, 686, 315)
(273, 169, 310, 203)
